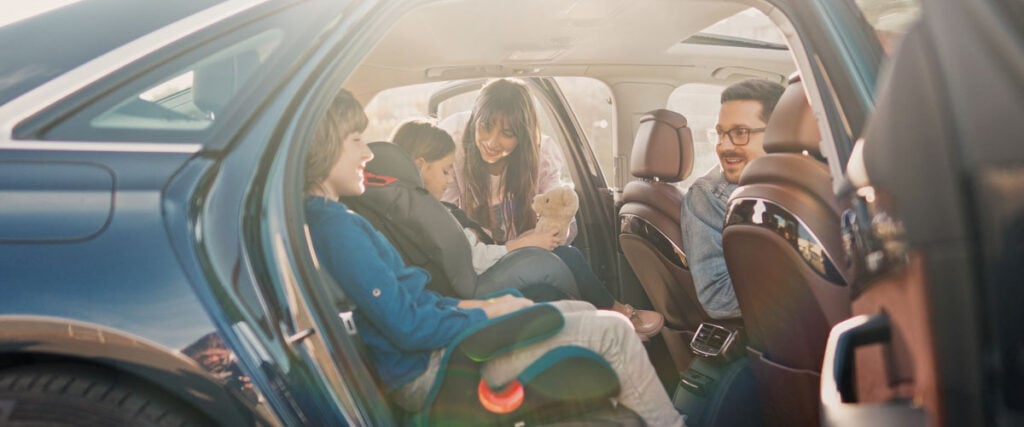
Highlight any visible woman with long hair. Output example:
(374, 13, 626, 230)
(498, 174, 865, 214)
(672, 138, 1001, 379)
(441, 78, 568, 246)
(398, 119, 664, 340)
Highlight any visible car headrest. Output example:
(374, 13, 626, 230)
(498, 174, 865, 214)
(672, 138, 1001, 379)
(364, 141, 424, 187)
(193, 51, 260, 117)
(763, 75, 822, 156)
(629, 109, 694, 182)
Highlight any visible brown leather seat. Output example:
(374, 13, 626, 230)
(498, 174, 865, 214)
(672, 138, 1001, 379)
(722, 77, 852, 427)
(619, 109, 709, 372)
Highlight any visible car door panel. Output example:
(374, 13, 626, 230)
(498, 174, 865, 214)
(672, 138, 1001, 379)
(0, 161, 114, 241)
(824, 0, 1024, 425)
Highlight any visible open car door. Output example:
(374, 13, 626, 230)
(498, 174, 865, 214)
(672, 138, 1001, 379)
(823, 0, 1024, 426)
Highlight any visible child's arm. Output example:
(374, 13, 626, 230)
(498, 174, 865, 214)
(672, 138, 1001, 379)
(464, 227, 507, 273)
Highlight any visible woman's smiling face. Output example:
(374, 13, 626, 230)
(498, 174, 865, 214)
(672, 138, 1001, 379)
(474, 117, 519, 165)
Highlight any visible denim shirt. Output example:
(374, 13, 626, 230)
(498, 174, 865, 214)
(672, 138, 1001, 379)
(680, 168, 741, 319)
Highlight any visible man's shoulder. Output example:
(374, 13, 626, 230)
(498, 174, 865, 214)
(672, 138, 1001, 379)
(686, 169, 722, 198)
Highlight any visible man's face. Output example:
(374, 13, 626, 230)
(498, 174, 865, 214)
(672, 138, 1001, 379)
(715, 100, 769, 184)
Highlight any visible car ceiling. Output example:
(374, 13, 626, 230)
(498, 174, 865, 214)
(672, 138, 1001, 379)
(347, 0, 796, 98)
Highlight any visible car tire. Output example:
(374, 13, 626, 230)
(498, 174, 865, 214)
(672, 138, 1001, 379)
(0, 363, 211, 426)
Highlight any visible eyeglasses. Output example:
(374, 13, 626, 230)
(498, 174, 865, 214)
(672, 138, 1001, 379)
(709, 127, 767, 146)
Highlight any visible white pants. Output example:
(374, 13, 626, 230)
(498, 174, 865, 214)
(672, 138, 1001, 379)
(393, 301, 685, 427)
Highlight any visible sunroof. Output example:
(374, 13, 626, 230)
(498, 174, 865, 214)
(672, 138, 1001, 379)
(682, 33, 787, 50)
(689, 8, 787, 48)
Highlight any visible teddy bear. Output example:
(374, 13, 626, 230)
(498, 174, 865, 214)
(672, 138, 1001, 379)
(532, 185, 579, 246)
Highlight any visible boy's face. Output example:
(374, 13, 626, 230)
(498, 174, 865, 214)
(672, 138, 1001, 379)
(326, 132, 373, 197)
(715, 100, 768, 184)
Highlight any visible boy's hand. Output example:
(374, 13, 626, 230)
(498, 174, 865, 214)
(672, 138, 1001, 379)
(481, 295, 534, 318)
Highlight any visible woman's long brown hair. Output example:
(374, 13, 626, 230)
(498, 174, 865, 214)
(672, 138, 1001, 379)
(460, 79, 540, 243)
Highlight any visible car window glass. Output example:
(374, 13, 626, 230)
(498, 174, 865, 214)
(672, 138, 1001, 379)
(362, 81, 446, 141)
(554, 77, 614, 186)
(89, 29, 283, 132)
(365, 81, 574, 185)
(698, 7, 786, 44)
(854, 0, 921, 54)
(667, 83, 724, 189)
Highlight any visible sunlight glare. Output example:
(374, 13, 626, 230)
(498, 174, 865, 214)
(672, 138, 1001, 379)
(0, 0, 83, 28)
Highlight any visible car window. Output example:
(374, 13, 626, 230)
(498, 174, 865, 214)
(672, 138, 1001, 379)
(554, 77, 614, 186)
(89, 29, 283, 132)
(39, 25, 287, 142)
(365, 80, 575, 185)
(362, 81, 446, 141)
(667, 83, 724, 189)
(854, 0, 921, 55)
(698, 7, 787, 45)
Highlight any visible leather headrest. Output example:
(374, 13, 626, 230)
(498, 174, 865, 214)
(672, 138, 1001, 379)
(630, 109, 694, 182)
(763, 76, 821, 156)
(364, 141, 424, 187)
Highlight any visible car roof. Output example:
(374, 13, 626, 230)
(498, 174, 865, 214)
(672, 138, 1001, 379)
(0, 0, 223, 105)
(347, 0, 795, 98)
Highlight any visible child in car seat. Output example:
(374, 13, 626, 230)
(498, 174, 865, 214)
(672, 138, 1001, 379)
(392, 119, 665, 340)
(303, 89, 684, 426)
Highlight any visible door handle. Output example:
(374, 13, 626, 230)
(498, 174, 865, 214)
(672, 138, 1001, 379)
(820, 313, 926, 426)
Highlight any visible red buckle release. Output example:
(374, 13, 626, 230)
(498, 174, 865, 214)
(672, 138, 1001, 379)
(477, 378, 524, 414)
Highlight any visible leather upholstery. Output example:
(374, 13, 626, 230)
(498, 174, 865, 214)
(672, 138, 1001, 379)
(630, 109, 694, 181)
(762, 75, 821, 156)
(724, 78, 851, 427)
(618, 109, 707, 372)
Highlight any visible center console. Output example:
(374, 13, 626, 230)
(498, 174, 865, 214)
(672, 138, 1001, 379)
(673, 321, 762, 427)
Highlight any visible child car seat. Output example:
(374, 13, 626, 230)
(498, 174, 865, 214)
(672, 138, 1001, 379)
(342, 142, 577, 302)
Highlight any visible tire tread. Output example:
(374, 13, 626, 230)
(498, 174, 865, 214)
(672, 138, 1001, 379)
(0, 363, 211, 427)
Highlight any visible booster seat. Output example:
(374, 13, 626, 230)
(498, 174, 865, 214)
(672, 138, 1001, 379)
(400, 296, 631, 426)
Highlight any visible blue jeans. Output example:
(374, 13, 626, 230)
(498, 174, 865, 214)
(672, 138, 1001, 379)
(475, 247, 580, 301)
(553, 245, 616, 309)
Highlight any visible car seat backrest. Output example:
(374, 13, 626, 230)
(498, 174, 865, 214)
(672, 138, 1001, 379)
(723, 75, 851, 427)
(341, 142, 478, 299)
(618, 109, 708, 372)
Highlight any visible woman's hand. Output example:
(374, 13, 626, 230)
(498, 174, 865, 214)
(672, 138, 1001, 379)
(505, 228, 561, 251)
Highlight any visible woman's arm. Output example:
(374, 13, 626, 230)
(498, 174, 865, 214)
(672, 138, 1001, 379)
(464, 228, 508, 273)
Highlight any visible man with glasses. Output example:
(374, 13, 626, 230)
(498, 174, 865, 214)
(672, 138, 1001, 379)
(681, 79, 785, 319)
